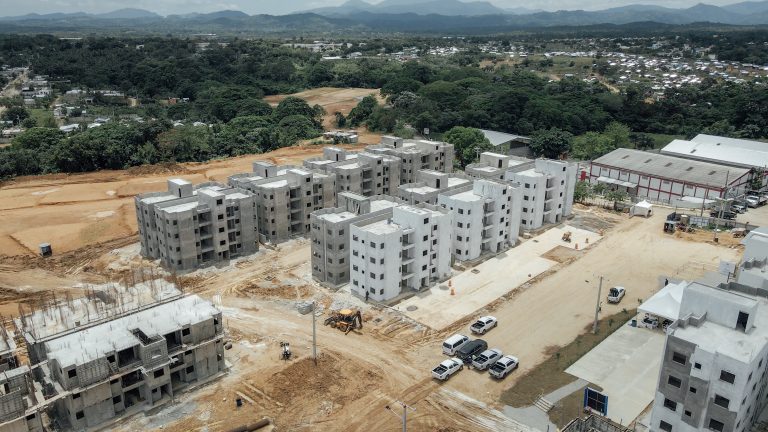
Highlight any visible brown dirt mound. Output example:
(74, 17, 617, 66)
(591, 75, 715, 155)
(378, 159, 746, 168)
(263, 352, 382, 408)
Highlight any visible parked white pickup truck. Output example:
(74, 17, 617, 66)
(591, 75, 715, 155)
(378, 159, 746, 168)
(432, 358, 463, 380)
(470, 316, 498, 335)
(489, 355, 519, 379)
(471, 348, 503, 370)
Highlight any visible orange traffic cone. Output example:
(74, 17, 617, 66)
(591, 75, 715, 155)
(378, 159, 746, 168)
(450, 287, 455, 296)
(449, 280, 454, 295)
(575, 243, 579, 250)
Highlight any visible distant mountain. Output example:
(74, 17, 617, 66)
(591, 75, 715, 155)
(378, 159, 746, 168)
(94, 8, 160, 19)
(504, 7, 544, 15)
(305, 0, 506, 17)
(2, 1, 768, 33)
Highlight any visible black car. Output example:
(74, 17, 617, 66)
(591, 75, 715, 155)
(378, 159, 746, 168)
(710, 210, 736, 220)
(456, 339, 488, 364)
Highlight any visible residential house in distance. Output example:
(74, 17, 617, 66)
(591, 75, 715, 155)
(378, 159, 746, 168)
(349, 204, 453, 302)
(229, 162, 336, 244)
(135, 179, 259, 272)
(437, 179, 522, 262)
(310, 192, 403, 287)
(366, 136, 455, 184)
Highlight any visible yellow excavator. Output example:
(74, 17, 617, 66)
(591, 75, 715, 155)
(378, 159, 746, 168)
(324, 309, 363, 334)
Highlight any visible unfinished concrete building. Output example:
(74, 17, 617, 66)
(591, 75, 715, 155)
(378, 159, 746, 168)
(304, 147, 401, 197)
(15, 278, 224, 431)
(135, 179, 259, 272)
(349, 204, 453, 302)
(438, 179, 523, 262)
(229, 162, 336, 244)
(397, 169, 472, 205)
(0, 328, 43, 432)
(310, 192, 403, 287)
(367, 136, 454, 184)
(466, 152, 525, 181)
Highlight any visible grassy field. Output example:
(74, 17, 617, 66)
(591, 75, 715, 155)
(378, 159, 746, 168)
(499, 309, 636, 410)
(28, 108, 56, 128)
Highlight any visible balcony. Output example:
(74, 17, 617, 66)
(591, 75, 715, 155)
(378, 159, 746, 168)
(483, 217, 494, 227)
(546, 178, 556, 190)
(545, 191, 555, 201)
(483, 202, 495, 213)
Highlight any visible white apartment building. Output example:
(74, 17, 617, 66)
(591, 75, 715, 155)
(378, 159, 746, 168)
(650, 283, 768, 432)
(505, 159, 576, 230)
(304, 147, 401, 197)
(438, 179, 522, 262)
(367, 136, 455, 184)
(349, 204, 452, 302)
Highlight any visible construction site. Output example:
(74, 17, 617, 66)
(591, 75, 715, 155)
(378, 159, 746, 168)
(1, 125, 766, 431)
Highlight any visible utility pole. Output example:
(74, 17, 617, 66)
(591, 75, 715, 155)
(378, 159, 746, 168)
(312, 300, 317, 365)
(385, 401, 415, 432)
(593, 275, 603, 334)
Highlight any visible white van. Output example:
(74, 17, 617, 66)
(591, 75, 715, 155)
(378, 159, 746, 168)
(442, 334, 470, 356)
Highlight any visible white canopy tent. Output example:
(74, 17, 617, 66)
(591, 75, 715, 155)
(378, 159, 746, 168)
(638, 281, 688, 322)
(630, 200, 653, 217)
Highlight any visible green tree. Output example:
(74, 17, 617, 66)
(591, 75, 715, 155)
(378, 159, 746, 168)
(529, 128, 573, 159)
(574, 181, 593, 202)
(347, 95, 378, 127)
(273, 97, 321, 128)
(2, 106, 29, 125)
(443, 126, 491, 168)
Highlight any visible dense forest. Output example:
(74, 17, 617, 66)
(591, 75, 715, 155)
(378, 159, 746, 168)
(0, 34, 766, 178)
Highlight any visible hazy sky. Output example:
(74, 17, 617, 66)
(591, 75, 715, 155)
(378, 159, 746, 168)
(0, 0, 744, 17)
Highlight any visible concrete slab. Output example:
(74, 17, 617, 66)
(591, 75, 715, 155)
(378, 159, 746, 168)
(397, 225, 601, 330)
(565, 324, 665, 425)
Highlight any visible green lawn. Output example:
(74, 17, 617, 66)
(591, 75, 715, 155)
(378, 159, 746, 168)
(28, 108, 56, 128)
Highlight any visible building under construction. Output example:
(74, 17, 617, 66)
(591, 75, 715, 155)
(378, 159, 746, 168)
(0, 324, 44, 432)
(9, 273, 225, 431)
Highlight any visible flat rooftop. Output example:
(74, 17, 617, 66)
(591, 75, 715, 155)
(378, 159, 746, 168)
(447, 177, 471, 187)
(138, 193, 177, 205)
(370, 199, 400, 212)
(161, 201, 199, 214)
(44, 294, 220, 368)
(402, 185, 438, 194)
(361, 219, 402, 235)
(317, 211, 357, 223)
(448, 190, 482, 203)
(260, 179, 289, 189)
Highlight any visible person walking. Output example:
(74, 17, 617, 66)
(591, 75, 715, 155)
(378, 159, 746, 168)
(365, 291, 369, 302)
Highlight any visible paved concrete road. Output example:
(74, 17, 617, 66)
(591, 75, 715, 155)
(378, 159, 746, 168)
(398, 225, 602, 330)
(565, 324, 665, 425)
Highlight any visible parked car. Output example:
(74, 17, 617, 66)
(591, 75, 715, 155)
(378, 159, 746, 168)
(456, 339, 488, 364)
(731, 203, 747, 214)
(747, 195, 761, 208)
(442, 334, 470, 356)
(470, 316, 498, 335)
(432, 358, 463, 380)
(607, 286, 626, 304)
(471, 348, 503, 370)
(489, 355, 519, 379)
(710, 210, 737, 220)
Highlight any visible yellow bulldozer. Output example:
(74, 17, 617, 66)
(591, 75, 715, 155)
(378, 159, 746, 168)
(324, 309, 363, 334)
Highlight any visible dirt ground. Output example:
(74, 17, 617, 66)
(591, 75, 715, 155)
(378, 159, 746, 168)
(104, 205, 743, 432)
(265, 87, 385, 145)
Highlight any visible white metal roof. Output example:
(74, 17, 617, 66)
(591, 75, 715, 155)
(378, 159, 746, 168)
(661, 134, 768, 169)
(593, 148, 750, 189)
(479, 130, 529, 147)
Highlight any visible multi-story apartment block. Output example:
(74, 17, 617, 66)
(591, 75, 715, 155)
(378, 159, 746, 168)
(229, 162, 335, 244)
(505, 159, 576, 230)
(0, 330, 43, 432)
(398, 170, 472, 205)
(367, 136, 454, 184)
(437, 179, 522, 262)
(310, 192, 402, 287)
(650, 282, 768, 432)
(135, 179, 258, 272)
(16, 281, 224, 431)
(304, 147, 401, 196)
(349, 204, 452, 302)
(466, 152, 576, 230)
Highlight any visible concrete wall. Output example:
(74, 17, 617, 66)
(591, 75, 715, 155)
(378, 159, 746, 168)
(350, 215, 403, 302)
